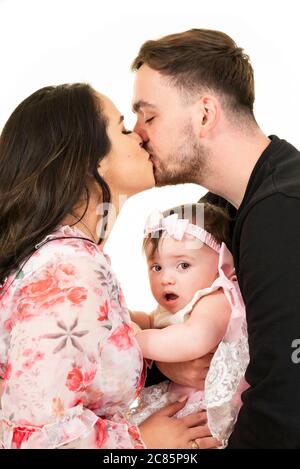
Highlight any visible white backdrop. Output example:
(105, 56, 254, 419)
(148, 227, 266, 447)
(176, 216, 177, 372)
(1, 0, 299, 311)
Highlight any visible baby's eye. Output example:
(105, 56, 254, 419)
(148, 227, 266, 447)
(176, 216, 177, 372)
(178, 262, 190, 270)
(150, 264, 161, 272)
(122, 129, 132, 135)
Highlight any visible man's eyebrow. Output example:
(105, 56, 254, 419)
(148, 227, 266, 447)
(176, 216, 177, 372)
(118, 115, 124, 124)
(132, 100, 157, 113)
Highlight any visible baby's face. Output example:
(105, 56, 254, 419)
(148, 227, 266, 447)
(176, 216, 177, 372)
(146, 234, 219, 314)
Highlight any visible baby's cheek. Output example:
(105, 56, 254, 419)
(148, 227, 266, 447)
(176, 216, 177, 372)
(186, 275, 201, 296)
(150, 278, 160, 300)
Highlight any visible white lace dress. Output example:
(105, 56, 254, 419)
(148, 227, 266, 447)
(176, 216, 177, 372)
(128, 243, 250, 448)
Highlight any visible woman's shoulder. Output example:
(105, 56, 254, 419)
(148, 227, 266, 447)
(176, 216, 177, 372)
(20, 225, 112, 280)
(37, 224, 104, 254)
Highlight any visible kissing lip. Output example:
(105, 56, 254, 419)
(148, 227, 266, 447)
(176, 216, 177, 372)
(149, 154, 157, 169)
(148, 154, 156, 171)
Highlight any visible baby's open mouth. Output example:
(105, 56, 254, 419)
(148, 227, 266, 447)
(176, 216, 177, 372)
(164, 293, 179, 302)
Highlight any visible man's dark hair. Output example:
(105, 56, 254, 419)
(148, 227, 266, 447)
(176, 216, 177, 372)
(132, 29, 255, 117)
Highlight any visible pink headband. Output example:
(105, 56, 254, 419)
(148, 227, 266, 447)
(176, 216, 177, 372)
(144, 210, 221, 253)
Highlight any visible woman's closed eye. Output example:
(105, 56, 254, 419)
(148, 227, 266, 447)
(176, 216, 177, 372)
(122, 128, 132, 135)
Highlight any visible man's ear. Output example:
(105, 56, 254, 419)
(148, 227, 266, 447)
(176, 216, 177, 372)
(192, 94, 221, 138)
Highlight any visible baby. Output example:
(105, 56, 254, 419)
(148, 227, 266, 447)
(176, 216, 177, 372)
(130, 203, 249, 448)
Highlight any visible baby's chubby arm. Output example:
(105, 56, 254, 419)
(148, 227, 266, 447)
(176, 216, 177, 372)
(136, 290, 231, 362)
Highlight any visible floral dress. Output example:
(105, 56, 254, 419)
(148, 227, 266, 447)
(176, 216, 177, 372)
(0, 225, 146, 449)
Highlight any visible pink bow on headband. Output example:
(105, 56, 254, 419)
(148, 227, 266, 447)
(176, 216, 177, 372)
(144, 210, 189, 241)
(144, 209, 221, 252)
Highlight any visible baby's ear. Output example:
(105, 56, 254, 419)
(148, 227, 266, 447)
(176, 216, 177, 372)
(222, 262, 236, 280)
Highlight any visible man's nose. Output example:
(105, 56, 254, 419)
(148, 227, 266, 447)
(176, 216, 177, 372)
(133, 121, 149, 144)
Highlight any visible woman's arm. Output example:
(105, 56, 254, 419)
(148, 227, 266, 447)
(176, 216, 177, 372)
(136, 290, 231, 362)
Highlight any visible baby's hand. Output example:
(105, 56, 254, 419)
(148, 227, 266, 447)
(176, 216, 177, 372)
(131, 321, 142, 334)
(130, 311, 152, 330)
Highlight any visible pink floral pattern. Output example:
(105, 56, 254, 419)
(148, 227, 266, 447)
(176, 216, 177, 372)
(108, 323, 135, 350)
(0, 225, 145, 449)
(98, 300, 109, 321)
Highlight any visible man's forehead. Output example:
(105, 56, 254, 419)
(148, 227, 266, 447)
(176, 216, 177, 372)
(132, 65, 171, 112)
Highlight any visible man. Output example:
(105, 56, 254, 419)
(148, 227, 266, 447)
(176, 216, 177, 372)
(131, 29, 300, 448)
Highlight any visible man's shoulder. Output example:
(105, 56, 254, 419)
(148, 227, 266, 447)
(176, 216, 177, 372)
(232, 192, 300, 270)
(237, 137, 300, 225)
(238, 192, 300, 234)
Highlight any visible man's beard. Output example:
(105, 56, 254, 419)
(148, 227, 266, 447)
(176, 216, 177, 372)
(150, 124, 210, 187)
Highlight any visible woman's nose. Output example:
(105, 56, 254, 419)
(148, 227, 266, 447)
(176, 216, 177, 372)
(131, 131, 144, 147)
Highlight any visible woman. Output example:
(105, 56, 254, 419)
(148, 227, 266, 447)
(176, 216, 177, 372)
(0, 83, 208, 448)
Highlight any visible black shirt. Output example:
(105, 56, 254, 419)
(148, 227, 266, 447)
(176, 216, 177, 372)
(208, 135, 300, 448)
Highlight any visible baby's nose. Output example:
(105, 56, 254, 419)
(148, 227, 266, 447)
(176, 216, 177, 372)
(161, 274, 176, 286)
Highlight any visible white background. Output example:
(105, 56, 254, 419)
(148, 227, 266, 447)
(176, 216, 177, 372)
(1, 0, 299, 311)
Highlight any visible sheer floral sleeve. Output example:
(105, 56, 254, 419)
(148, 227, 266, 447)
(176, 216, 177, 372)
(0, 228, 146, 449)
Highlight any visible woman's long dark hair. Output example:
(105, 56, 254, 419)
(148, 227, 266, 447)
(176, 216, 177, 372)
(0, 83, 111, 286)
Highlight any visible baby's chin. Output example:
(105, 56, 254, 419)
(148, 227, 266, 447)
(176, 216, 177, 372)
(160, 300, 184, 315)
(162, 294, 195, 314)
